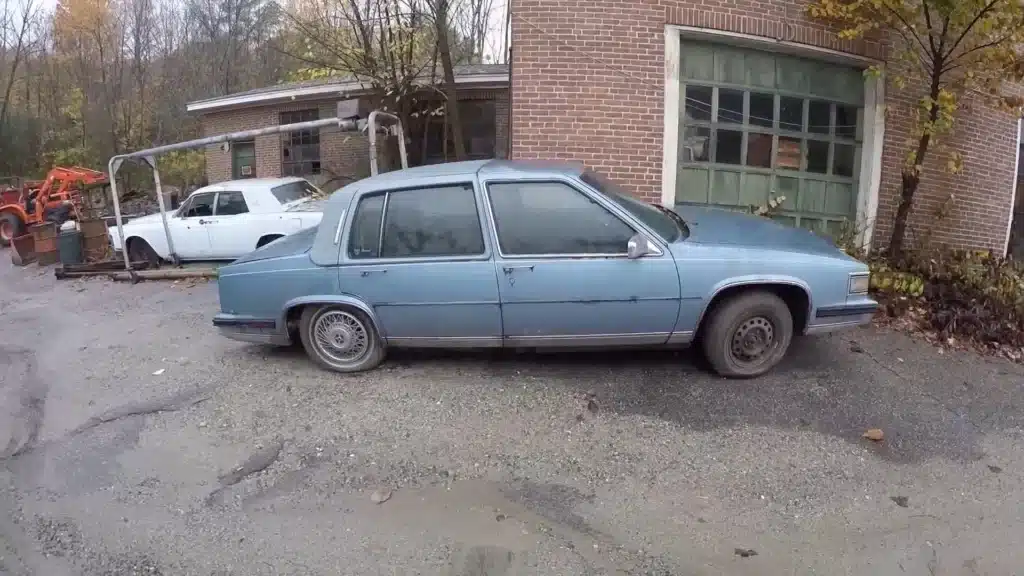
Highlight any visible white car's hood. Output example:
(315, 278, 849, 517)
(119, 212, 169, 227)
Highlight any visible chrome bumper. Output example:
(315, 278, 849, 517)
(214, 314, 291, 346)
(804, 302, 877, 335)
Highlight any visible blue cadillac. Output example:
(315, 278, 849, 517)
(213, 160, 876, 378)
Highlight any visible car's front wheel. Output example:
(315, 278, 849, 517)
(127, 237, 161, 267)
(702, 290, 793, 378)
(298, 305, 385, 373)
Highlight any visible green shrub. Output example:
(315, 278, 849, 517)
(879, 249, 1024, 348)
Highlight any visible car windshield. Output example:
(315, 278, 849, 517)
(271, 180, 323, 205)
(580, 171, 685, 242)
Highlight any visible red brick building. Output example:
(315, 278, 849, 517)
(186, 64, 510, 191)
(509, 0, 1023, 254)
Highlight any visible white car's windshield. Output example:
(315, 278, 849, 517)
(272, 180, 323, 205)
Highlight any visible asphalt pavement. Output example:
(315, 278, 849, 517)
(1, 256, 1023, 575)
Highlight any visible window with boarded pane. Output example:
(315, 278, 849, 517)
(281, 109, 321, 176)
(677, 41, 865, 236)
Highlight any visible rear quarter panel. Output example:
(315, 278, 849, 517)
(216, 254, 338, 321)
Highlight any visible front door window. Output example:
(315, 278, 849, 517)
(487, 181, 635, 256)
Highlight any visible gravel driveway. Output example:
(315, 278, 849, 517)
(1, 257, 1023, 575)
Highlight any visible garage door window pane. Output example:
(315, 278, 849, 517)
(780, 97, 803, 131)
(808, 101, 831, 135)
(836, 105, 858, 139)
(718, 89, 744, 123)
(681, 126, 711, 162)
(715, 130, 743, 164)
(746, 133, 773, 168)
(685, 85, 713, 121)
(380, 185, 484, 258)
(833, 143, 856, 177)
(777, 137, 801, 170)
(487, 182, 635, 255)
(749, 93, 774, 128)
(806, 140, 829, 173)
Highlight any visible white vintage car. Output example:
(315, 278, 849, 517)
(109, 177, 325, 262)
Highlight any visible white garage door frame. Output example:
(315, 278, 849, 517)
(662, 25, 885, 250)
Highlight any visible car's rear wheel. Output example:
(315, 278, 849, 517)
(127, 237, 161, 267)
(702, 290, 793, 378)
(298, 305, 385, 373)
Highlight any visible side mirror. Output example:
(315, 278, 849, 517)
(627, 233, 653, 259)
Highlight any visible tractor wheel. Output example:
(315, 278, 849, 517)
(0, 212, 26, 247)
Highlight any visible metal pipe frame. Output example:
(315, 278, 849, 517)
(107, 109, 406, 276)
(368, 111, 409, 176)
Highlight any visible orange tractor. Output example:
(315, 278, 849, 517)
(0, 167, 109, 246)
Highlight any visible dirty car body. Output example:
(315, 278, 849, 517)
(109, 177, 325, 262)
(214, 160, 876, 378)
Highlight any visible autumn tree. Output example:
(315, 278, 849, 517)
(810, 0, 1024, 256)
(427, 0, 465, 159)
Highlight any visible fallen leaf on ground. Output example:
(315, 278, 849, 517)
(152, 368, 165, 376)
(734, 548, 757, 558)
(850, 343, 864, 353)
(862, 428, 884, 441)
(890, 495, 909, 508)
(988, 465, 1003, 474)
(370, 488, 392, 504)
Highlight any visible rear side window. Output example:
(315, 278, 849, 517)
(348, 194, 385, 258)
(347, 184, 484, 259)
(215, 191, 249, 216)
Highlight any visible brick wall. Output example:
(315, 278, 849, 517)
(198, 87, 510, 189)
(874, 84, 1018, 253)
(510, 0, 1019, 251)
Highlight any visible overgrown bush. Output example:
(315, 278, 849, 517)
(765, 212, 1024, 354)
(885, 250, 1024, 348)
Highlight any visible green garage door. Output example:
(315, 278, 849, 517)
(676, 41, 865, 237)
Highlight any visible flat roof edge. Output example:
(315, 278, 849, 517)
(187, 74, 510, 114)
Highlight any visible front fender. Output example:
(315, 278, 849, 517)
(279, 294, 384, 336)
(694, 275, 814, 329)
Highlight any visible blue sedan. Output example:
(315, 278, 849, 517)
(213, 160, 876, 378)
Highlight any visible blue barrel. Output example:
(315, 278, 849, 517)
(58, 230, 84, 265)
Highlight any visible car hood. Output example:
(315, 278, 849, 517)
(117, 212, 170, 227)
(230, 225, 317, 264)
(672, 205, 852, 258)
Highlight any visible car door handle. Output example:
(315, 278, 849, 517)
(502, 265, 534, 274)
(360, 269, 387, 277)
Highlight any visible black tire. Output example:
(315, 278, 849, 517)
(127, 237, 161, 267)
(0, 212, 26, 247)
(702, 291, 793, 378)
(256, 235, 283, 248)
(298, 305, 385, 373)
